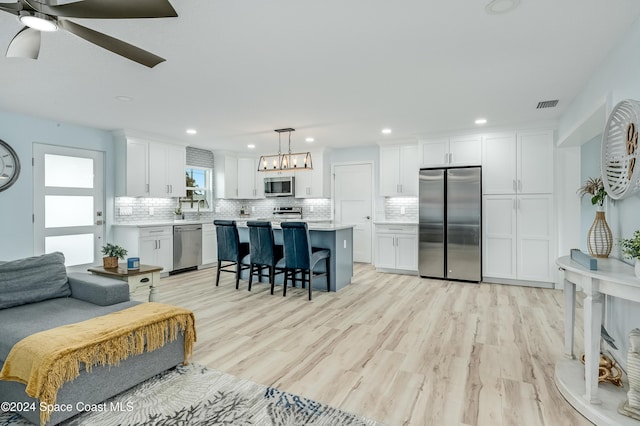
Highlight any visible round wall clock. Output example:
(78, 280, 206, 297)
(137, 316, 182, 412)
(601, 99, 640, 200)
(0, 139, 20, 192)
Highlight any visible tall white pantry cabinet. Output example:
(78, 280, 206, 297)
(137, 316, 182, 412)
(482, 130, 555, 286)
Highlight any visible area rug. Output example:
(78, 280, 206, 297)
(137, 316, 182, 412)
(0, 363, 383, 425)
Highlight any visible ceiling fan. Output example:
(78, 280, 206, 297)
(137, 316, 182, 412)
(0, 0, 177, 67)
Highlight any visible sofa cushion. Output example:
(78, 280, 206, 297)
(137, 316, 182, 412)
(0, 252, 70, 309)
(0, 297, 141, 364)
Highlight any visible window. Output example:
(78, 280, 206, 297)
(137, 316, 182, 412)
(179, 166, 213, 212)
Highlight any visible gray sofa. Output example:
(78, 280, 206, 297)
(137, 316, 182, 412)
(0, 252, 185, 425)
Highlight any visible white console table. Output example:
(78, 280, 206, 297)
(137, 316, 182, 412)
(556, 255, 640, 425)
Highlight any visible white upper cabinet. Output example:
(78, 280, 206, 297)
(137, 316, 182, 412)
(518, 130, 554, 194)
(115, 133, 186, 198)
(420, 135, 481, 167)
(380, 144, 418, 196)
(295, 150, 330, 198)
(482, 134, 517, 194)
(214, 152, 238, 199)
(149, 142, 186, 198)
(237, 157, 264, 199)
(482, 130, 554, 195)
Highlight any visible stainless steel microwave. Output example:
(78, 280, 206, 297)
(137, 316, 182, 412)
(264, 176, 295, 197)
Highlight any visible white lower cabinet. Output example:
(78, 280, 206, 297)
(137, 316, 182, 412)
(374, 224, 418, 273)
(201, 223, 217, 267)
(113, 226, 173, 274)
(483, 194, 554, 284)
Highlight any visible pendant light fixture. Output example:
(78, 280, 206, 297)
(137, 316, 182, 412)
(258, 128, 313, 172)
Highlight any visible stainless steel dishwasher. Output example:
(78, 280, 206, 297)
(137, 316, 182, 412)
(173, 224, 202, 272)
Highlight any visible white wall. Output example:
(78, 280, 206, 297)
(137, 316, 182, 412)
(557, 15, 640, 368)
(0, 109, 115, 261)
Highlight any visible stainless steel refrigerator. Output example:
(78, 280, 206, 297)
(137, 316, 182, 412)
(418, 166, 481, 282)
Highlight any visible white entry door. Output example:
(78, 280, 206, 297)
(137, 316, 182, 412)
(333, 163, 373, 263)
(33, 144, 105, 269)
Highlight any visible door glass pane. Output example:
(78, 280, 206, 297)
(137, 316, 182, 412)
(45, 234, 94, 266)
(45, 154, 94, 188)
(45, 196, 93, 228)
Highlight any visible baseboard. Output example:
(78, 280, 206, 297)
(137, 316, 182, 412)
(482, 276, 555, 289)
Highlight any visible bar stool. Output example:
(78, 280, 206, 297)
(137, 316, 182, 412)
(280, 221, 330, 301)
(213, 220, 250, 289)
(246, 221, 286, 294)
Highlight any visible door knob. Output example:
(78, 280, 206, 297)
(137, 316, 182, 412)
(365, 216, 371, 220)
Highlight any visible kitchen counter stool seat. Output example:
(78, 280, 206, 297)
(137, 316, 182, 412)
(280, 221, 330, 300)
(214, 220, 251, 289)
(247, 221, 286, 294)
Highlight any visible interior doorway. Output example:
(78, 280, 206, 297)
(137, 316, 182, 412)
(333, 162, 373, 263)
(33, 143, 105, 269)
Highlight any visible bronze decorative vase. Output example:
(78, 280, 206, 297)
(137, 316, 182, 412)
(587, 210, 613, 258)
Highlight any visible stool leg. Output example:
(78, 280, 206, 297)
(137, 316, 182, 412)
(326, 257, 331, 292)
(248, 264, 254, 291)
(215, 261, 222, 286)
(308, 271, 313, 301)
(283, 269, 288, 297)
(235, 262, 241, 290)
(270, 266, 276, 295)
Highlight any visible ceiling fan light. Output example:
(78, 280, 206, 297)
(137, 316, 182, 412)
(19, 11, 58, 32)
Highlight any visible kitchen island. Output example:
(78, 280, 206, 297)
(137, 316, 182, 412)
(113, 219, 354, 292)
(236, 222, 354, 292)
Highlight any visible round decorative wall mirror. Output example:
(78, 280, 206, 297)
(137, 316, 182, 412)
(601, 99, 640, 200)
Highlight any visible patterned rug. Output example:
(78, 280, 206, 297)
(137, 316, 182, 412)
(0, 364, 383, 425)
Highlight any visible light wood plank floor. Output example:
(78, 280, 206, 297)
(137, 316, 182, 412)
(133, 263, 592, 426)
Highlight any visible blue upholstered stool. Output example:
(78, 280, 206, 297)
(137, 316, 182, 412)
(280, 221, 330, 300)
(247, 221, 286, 294)
(213, 220, 251, 289)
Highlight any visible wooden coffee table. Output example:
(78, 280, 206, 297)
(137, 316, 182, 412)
(87, 264, 162, 302)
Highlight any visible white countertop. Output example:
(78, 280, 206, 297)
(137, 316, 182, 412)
(373, 220, 418, 225)
(112, 218, 350, 231)
(235, 221, 354, 231)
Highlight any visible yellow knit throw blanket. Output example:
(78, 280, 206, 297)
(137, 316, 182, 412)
(0, 302, 196, 425)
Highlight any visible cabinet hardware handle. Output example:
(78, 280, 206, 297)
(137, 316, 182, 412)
(517, 199, 521, 210)
(449, 153, 453, 163)
(513, 180, 516, 191)
(146, 183, 149, 193)
(158, 239, 161, 249)
(518, 180, 522, 191)
(140, 277, 150, 283)
(513, 199, 517, 210)
(444, 153, 448, 164)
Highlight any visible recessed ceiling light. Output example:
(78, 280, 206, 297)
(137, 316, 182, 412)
(247, 144, 256, 149)
(305, 137, 314, 143)
(381, 128, 392, 134)
(485, 0, 521, 15)
(186, 129, 197, 135)
(115, 95, 133, 102)
(475, 118, 487, 125)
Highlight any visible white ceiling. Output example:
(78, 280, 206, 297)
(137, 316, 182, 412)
(1, 0, 639, 154)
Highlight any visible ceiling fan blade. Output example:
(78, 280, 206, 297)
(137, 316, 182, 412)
(0, 2, 20, 15)
(58, 19, 165, 68)
(38, 0, 177, 19)
(6, 26, 41, 59)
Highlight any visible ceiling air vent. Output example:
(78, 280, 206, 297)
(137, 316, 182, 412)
(536, 100, 559, 109)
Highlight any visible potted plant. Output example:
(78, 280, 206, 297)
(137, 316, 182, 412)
(619, 230, 640, 278)
(577, 176, 608, 208)
(101, 243, 127, 269)
(577, 176, 612, 258)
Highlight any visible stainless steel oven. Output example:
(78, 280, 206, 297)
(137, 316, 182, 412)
(264, 176, 295, 197)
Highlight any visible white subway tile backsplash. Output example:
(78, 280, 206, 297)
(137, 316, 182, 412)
(384, 196, 418, 221)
